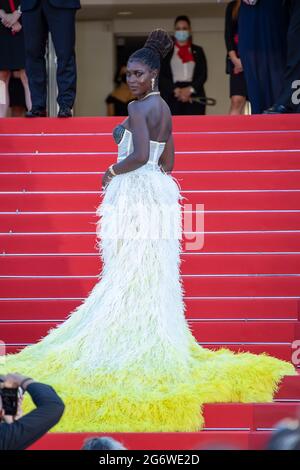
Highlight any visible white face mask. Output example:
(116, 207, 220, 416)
(175, 30, 190, 42)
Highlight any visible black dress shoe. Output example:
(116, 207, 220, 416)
(25, 108, 47, 118)
(57, 106, 72, 118)
(263, 104, 290, 114)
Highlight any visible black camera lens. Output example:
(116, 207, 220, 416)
(0, 388, 19, 416)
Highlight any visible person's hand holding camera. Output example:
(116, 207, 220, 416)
(1, 373, 34, 391)
(0, 373, 34, 422)
(1, 373, 64, 450)
(1, 394, 24, 424)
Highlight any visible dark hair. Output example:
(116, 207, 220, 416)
(128, 29, 173, 71)
(174, 15, 191, 27)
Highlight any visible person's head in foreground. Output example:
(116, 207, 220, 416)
(266, 418, 300, 450)
(82, 436, 127, 450)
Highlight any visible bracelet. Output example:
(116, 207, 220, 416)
(108, 164, 117, 176)
(20, 377, 33, 392)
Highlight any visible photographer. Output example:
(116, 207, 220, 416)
(0, 373, 65, 450)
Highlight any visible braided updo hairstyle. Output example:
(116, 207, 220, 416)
(128, 29, 173, 72)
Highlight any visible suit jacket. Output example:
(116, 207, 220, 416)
(21, 0, 81, 11)
(159, 42, 207, 101)
(0, 382, 65, 450)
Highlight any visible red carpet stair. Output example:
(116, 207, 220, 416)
(0, 115, 299, 450)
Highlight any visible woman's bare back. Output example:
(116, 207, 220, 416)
(122, 95, 174, 172)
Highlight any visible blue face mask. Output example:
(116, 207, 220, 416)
(175, 30, 190, 42)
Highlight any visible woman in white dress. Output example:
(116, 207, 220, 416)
(1, 29, 295, 432)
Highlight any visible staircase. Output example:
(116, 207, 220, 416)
(0, 115, 299, 450)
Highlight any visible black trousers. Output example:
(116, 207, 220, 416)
(278, 0, 300, 111)
(22, 0, 77, 110)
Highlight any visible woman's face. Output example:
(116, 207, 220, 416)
(174, 20, 191, 43)
(126, 61, 157, 98)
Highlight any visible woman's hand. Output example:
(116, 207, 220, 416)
(232, 58, 243, 74)
(1, 11, 21, 28)
(174, 87, 193, 103)
(102, 169, 114, 190)
(0, 11, 10, 27)
(11, 21, 22, 33)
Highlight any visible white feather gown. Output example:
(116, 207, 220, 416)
(2, 127, 296, 432)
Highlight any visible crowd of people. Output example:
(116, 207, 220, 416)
(0, 1, 299, 117)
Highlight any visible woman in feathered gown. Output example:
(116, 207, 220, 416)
(1, 30, 295, 432)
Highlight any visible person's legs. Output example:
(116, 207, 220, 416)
(13, 70, 32, 112)
(229, 95, 246, 115)
(22, 2, 48, 112)
(9, 76, 26, 115)
(0, 70, 11, 117)
(276, 0, 300, 111)
(44, 1, 77, 110)
(239, 0, 288, 114)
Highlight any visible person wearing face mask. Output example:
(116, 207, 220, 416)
(159, 15, 207, 115)
(106, 64, 135, 116)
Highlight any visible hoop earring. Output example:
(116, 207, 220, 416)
(151, 77, 155, 91)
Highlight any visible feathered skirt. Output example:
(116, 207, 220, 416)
(1, 167, 296, 432)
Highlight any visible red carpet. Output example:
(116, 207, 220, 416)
(0, 114, 299, 450)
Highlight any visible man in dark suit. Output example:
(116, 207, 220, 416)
(159, 15, 207, 115)
(20, 0, 81, 117)
(264, 0, 300, 113)
(0, 373, 65, 450)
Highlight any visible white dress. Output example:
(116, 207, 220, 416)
(2, 125, 295, 432)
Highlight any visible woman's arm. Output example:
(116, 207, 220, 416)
(106, 103, 114, 116)
(190, 46, 208, 95)
(105, 94, 115, 116)
(225, 3, 243, 72)
(225, 2, 236, 53)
